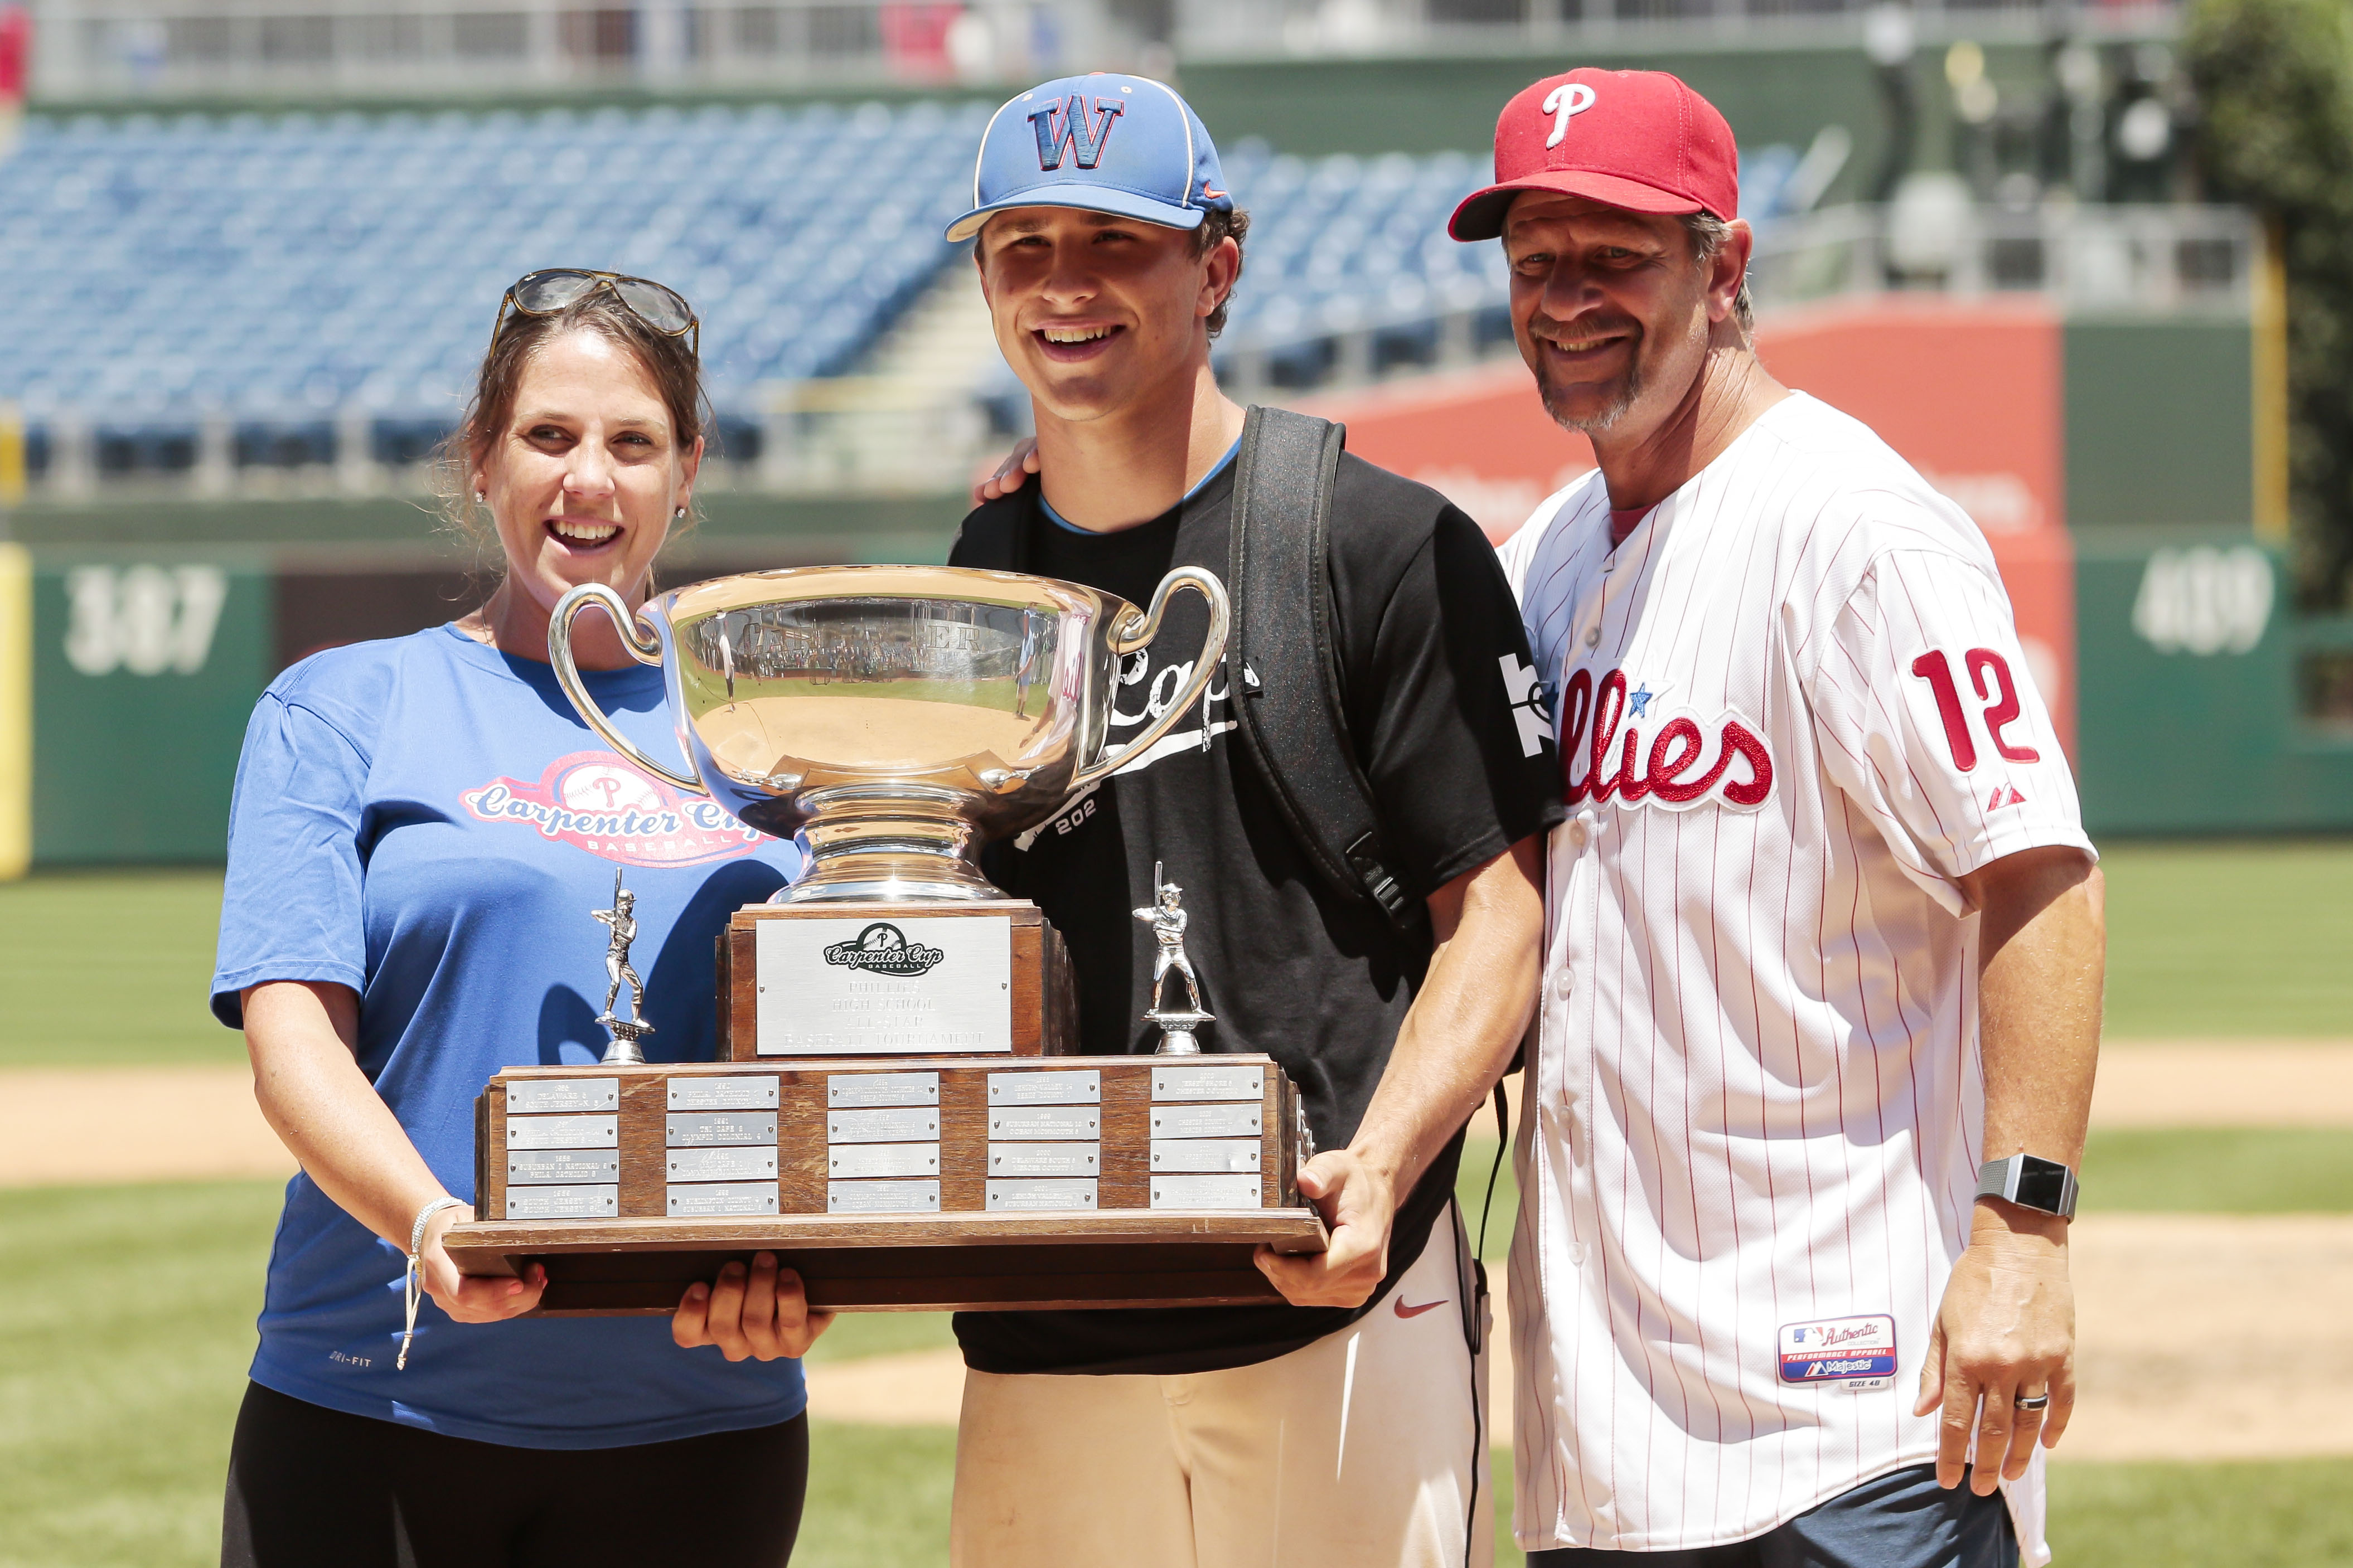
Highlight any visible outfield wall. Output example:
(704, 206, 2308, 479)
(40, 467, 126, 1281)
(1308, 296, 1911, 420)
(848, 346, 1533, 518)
(0, 299, 2341, 866)
(0, 497, 967, 865)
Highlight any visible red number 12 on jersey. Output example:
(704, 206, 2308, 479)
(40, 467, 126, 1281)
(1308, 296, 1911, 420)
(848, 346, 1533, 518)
(1909, 649, 2041, 771)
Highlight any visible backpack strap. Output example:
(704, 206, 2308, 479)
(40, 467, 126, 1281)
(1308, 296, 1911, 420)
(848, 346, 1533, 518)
(1226, 405, 1425, 939)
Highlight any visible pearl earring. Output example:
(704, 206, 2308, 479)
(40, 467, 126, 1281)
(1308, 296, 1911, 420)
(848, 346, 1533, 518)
(674, 506, 687, 519)
(473, 491, 486, 506)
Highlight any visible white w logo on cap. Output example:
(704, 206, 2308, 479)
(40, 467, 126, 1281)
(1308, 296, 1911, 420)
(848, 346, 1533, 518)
(1543, 83, 1597, 149)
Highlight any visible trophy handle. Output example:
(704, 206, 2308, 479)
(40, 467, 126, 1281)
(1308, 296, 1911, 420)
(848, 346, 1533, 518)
(548, 582, 708, 795)
(1070, 566, 1231, 792)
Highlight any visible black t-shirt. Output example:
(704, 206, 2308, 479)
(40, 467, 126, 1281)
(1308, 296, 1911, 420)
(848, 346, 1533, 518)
(945, 452, 1562, 1376)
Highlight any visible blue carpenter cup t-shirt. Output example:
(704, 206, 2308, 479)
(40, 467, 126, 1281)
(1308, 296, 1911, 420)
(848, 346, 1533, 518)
(211, 623, 805, 1449)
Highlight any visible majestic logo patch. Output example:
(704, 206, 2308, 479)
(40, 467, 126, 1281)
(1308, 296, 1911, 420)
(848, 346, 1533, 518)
(1779, 1313, 1897, 1388)
(1560, 668, 1774, 812)
(822, 922, 947, 977)
(1029, 94, 1124, 171)
(461, 750, 767, 867)
(1542, 82, 1597, 148)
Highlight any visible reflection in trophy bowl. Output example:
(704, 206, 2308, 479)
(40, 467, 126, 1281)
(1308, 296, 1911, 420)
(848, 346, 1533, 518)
(551, 565, 1228, 903)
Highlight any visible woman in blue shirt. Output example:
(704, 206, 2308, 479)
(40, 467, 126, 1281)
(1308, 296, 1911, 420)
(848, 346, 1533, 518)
(211, 271, 826, 1567)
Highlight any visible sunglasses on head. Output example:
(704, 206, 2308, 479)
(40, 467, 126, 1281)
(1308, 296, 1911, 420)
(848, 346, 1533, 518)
(491, 269, 699, 358)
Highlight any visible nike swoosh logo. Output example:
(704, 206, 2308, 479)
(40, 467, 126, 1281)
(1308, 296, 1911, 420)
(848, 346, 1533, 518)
(1393, 1297, 1449, 1319)
(1203, 182, 1227, 199)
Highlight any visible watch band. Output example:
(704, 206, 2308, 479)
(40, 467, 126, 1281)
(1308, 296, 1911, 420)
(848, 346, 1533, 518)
(1976, 1154, 2079, 1221)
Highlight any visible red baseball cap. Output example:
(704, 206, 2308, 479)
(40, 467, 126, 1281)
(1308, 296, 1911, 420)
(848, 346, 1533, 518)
(1448, 69, 1739, 241)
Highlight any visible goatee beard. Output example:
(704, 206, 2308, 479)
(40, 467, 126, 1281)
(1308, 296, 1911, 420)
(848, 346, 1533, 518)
(1540, 366, 1641, 434)
(1529, 314, 1644, 433)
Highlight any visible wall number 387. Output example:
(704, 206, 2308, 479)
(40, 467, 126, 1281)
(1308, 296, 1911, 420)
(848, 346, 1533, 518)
(1907, 649, 2040, 771)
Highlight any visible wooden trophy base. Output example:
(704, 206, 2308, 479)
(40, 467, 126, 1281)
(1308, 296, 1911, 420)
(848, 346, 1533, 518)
(444, 1210, 1326, 1314)
(452, 1052, 1325, 1315)
(716, 899, 1077, 1061)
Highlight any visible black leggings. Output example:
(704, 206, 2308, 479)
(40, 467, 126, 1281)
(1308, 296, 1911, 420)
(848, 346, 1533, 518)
(221, 1382, 808, 1568)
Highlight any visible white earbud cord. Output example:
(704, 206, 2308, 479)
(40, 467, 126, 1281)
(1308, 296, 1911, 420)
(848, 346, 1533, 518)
(400, 1196, 468, 1370)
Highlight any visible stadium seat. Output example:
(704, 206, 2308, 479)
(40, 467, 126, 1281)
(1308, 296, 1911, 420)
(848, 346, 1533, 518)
(0, 104, 1760, 479)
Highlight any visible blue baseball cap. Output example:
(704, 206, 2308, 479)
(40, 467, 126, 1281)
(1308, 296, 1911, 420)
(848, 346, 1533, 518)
(945, 73, 1234, 243)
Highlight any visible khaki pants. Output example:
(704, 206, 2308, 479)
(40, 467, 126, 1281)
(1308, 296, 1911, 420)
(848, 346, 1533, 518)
(950, 1214, 1493, 1568)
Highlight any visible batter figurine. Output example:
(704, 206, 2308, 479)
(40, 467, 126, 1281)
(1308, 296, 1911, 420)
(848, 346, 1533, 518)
(590, 869, 654, 1064)
(1134, 863, 1204, 1016)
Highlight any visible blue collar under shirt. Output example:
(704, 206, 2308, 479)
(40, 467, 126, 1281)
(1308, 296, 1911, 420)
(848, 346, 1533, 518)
(1038, 436, 1242, 535)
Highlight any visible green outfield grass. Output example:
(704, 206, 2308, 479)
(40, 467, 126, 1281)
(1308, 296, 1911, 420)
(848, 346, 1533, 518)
(2098, 838, 2353, 1038)
(0, 870, 236, 1067)
(0, 838, 2348, 1069)
(6, 1182, 2351, 1568)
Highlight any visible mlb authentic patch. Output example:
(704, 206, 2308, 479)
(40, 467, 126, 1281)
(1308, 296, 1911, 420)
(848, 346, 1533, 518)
(1778, 1313, 1897, 1390)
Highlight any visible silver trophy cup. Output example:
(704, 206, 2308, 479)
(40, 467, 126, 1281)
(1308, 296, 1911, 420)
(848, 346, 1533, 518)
(547, 565, 1229, 902)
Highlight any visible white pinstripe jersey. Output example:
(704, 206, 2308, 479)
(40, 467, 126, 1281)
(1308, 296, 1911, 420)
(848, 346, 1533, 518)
(1495, 394, 2093, 1559)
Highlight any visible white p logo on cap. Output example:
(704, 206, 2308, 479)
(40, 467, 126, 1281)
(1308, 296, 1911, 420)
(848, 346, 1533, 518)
(1543, 83, 1598, 149)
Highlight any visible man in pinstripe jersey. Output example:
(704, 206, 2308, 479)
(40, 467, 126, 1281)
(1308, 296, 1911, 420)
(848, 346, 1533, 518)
(1455, 70, 2107, 1566)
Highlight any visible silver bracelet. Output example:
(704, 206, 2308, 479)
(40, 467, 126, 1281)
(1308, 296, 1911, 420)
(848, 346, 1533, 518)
(399, 1196, 467, 1371)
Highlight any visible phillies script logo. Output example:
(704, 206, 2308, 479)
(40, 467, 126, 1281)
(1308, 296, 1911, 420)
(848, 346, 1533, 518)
(823, 923, 946, 977)
(461, 751, 767, 867)
(1560, 668, 1775, 810)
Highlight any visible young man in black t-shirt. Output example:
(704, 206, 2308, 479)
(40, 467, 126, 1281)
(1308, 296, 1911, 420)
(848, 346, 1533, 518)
(939, 74, 1560, 1567)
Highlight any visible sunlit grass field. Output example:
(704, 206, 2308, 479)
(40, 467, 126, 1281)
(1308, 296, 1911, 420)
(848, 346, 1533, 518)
(5, 1181, 2351, 1568)
(2, 839, 2350, 1566)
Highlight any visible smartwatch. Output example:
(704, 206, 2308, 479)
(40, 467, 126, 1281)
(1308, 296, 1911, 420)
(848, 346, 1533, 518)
(1976, 1153, 2079, 1220)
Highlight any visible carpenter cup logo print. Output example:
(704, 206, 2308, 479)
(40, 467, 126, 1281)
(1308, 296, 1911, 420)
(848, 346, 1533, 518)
(1559, 667, 1774, 811)
(1030, 95, 1124, 171)
(461, 750, 767, 867)
(822, 923, 947, 977)
(1543, 82, 1597, 148)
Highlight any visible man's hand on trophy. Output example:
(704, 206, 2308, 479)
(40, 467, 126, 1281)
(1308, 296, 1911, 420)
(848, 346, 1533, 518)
(672, 1251, 836, 1362)
(972, 438, 1040, 503)
(1253, 1149, 1396, 1308)
(421, 1205, 548, 1322)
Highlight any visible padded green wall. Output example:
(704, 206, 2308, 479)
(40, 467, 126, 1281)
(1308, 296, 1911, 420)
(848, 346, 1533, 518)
(30, 549, 272, 863)
(2071, 533, 2353, 834)
(2064, 317, 2255, 531)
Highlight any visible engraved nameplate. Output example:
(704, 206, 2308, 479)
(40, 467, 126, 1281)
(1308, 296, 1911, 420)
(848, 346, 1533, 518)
(665, 1112, 777, 1148)
(506, 1077, 619, 1113)
(986, 1179, 1098, 1212)
(986, 1106, 1100, 1141)
(1149, 1103, 1262, 1139)
(503, 1185, 617, 1220)
(828, 1179, 941, 1214)
(827, 1107, 942, 1143)
(667, 1182, 780, 1217)
(1151, 1065, 1264, 1101)
(1150, 1138, 1262, 1173)
(1150, 1174, 1263, 1210)
(987, 1070, 1100, 1106)
(666, 1146, 779, 1182)
(507, 1149, 621, 1185)
(827, 1072, 941, 1109)
(667, 1076, 780, 1111)
(828, 1143, 941, 1179)
(507, 1114, 617, 1150)
(757, 916, 1013, 1056)
(988, 1142, 1100, 1177)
